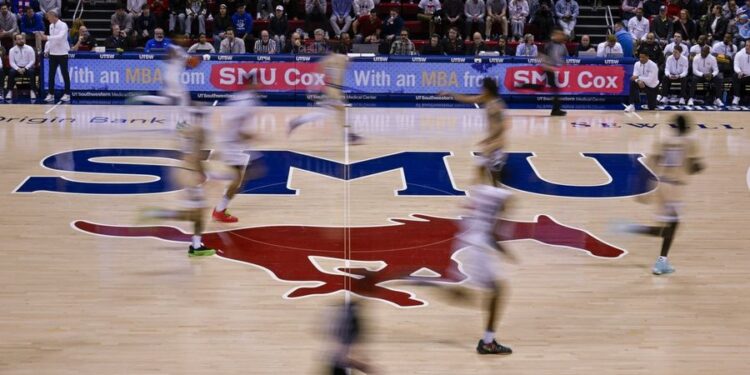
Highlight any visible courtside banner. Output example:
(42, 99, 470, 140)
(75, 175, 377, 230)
(43, 53, 635, 101)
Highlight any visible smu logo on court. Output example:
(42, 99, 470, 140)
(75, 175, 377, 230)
(16, 148, 654, 198)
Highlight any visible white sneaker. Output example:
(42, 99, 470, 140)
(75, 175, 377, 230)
(30, 91, 36, 100)
(659, 96, 668, 104)
(624, 104, 635, 113)
(44, 94, 54, 103)
(678, 98, 685, 105)
(714, 98, 723, 107)
(656, 95, 663, 102)
(60, 94, 71, 102)
(687, 98, 694, 106)
(5, 91, 11, 100)
(732, 97, 740, 105)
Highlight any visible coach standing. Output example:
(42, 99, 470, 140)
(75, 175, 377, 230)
(41, 10, 71, 103)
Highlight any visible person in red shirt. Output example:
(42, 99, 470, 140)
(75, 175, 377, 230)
(353, 8, 381, 43)
(148, 0, 170, 28)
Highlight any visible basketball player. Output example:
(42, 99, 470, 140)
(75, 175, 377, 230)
(287, 52, 363, 144)
(211, 74, 262, 223)
(440, 77, 508, 186)
(129, 44, 192, 107)
(140, 104, 216, 257)
(620, 114, 704, 275)
(327, 298, 373, 374)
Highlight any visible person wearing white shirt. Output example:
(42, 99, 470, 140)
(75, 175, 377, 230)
(627, 8, 650, 41)
(712, 33, 738, 76)
(688, 35, 708, 58)
(663, 32, 689, 57)
(515, 33, 537, 56)
(596, 34, 623, 57)
(7, 33, 38, 101)
(41, 10, 71, 103)
(689, 45, 723, 106)
(659, 45, 689, 104)
(625, 51, 659, 112)
(731, 40, 750, 105)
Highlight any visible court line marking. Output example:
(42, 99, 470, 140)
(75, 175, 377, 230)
(45, 101, 63, 114)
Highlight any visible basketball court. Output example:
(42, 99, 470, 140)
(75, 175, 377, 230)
(1, 103, 748, 374)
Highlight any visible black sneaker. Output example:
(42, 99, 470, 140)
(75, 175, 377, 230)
(188, 245, 216, 257)
(550, 109, 567, 116)
(476, 339, 512, 355)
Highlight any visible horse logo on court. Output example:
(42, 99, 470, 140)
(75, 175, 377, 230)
(72, 215, 625, 308)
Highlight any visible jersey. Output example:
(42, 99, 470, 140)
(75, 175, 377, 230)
(480, 98, 508, 172)
(163, 45, 190, 106)
(220, 90, 258, 166)
(320, 53, 348, 105)
(458, 185, 511, 249)
(650, 135, 701, 185)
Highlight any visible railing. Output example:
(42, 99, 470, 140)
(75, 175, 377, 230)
(605, 6, 614, 35)
(72, 0, 85, 21)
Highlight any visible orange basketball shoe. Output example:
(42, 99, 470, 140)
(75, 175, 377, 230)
(212, 209, 238, 223)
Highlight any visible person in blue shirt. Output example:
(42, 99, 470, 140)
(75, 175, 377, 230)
(10, 0, 40, 15)
(614, 21, 634, 57)
(144, 27, 172, 52)
(231, 3, 253, 39)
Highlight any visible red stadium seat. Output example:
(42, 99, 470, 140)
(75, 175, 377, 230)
(378, 2, 401, 18)
(401, 4, 419, 20)
(404, 20, 423, 36)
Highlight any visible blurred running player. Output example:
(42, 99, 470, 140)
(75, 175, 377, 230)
(287, 52, 363, 144)
(130, 44, 193, 107)
(211, 74, 264, 223)
(440, 77, 509, 186)
(619, 114, 704, 275)
(140, 104, 216, 257)
(326, 298, 374, 374)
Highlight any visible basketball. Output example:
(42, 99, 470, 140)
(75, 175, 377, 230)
(186, 55, 202, 69)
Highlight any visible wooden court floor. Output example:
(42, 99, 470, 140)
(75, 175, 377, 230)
(0, 104, 748, 374)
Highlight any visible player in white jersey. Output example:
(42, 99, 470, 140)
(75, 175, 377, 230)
(287, 52, 363, 144)
(140, 103, 216, 257)
(130, 45, 192, 107)
(211, 75, 262, 223)
(619, 114, 704, 275)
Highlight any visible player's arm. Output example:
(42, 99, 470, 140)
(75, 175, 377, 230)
(439, 91, 483, 104)
(687, 140, 705, 174)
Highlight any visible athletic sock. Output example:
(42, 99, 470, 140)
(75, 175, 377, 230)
(483, 331, 495, 345)
(215, 196, 230, 212)
(192, 235, 202, 249)
(658, 256, 668, 262)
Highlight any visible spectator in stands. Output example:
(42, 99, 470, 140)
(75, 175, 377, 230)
(188, 32, 215, 52)
(497, 35, 509, 54)
(135, 4, 157, 46)
(257, 0, 274, 20)
(305, 0, 327, 32)
(442, 26, 465, 54)
(254, 29, 278, 53)
(0, 3, 18, 43)
(677, 0, 700, 20)
(723, 0, 738, 20)
(664, 31, 690, 56)
(353, 8, 381, 44)
(219, 0, 241, 15)
(169, 0, 186, 34)
(643, 0, 662, 18)
(418, 0, 442, 39)
(219, 27, 244, 52)
(38, 0, 59, 17)
(639, 32, 664, 66)
(443, 0, 463, 36)
(184, 0, 206, 37)
(284, 31, 303, 53)
(353, 0, 374, 18)
(104, 24, 127, 50)
(144, 27, 172, 51)
(42, 10, 70, 102)
(621, 0, 643, 21)
(515, 32, 537, 56)
(575, 34, 593, 55)
(269, 5, 288, 50)
(231, 4, 252, 39)
(554, 0, 578, 38)
(330, 0, 352, 38)
(6, 33, 36, 100)
(467, 31, 490, 54)
(19, 6, 43, 52)
(508, 0, 529, 41)
(334, 32, 352, 53)
(307, 28, 329, 54)
(689, 45, 723, 106)
(212, 4, 232, 50)
(72, 25, 97, 51)
(659, 44, 689, 104)
(531, 1, 555, 41)
(675, 9, 697, 42)
(421, 33, 444, 54)
(465, 0, 486, 40)
(731, 40, 750, 104)
(112, 3, 134, 38)
(735, 14, 750, 47)
(486, 0, 508, 39)
(614, 22, 635, 57)
(9, 0, 40, 17)
(706, 4, 729, 42)
(689, 34, 708, 56)
(651, 5, 674, 44)
(628, 8, 650, 41)
(147, 0, 169, 29)
(380, 8, 403, 53)
(68, 18, 84, 46)
(713, 32, 737, 75)
(390, 29, 415, 55)
(596, 34, 623, 57)
(624, 51, 659, 112)
(128, 0, 146, 17)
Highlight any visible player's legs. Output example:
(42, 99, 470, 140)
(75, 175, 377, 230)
(213, 165, 244, 223)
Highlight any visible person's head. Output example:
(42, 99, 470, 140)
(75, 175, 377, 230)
(729, 0, 737, 11)
(697, 34, 706, 46)
(237, 4, 246, 14)
(142, 4, 150, 15)
(0, 4, 9, 15)
(606, 34, 616, 47)
(314, 28, 324, 41)
(745, 40, 750, 53)
(472, 32, 482, 44)
(46, 10, 59, 22)
(614, 22, 624, 32)
(673, 44, 682, 58)
(430, 33, 439, 46)
(199, 33, 207, 43)
(111, 24, 120, 37)
(551, 27, 565, 42)
(15, 33, 25, 46)
(369, 8, 377, 19)
(724, 33, 733, 45)
(482, 77, 499, 98)
(646, 32, 656, 44)
(341, 32, 350, 43)
(679, 9, 688, 21)
(220, 4, 227, 15)
(580, 34, 590, 46)
(261, 30, 269, 41)
(673, 32, 683, 44)
(390, 9, 398, 18)
(740, 14, 749, 24)
(291, 32, 301, 44)
(448, 27, 458, 40)
(639, 51, 649, 64)
(701, 44, 710, 58)
(674, 114, 690, 135)
(400, 30, 409, 41)
(154, 27, 165, 40)
(78, 25, 88, 37)
(659, 5, 667, 16)
(636, 7, 643, 19)
(498, 35, 506, 48)
(116, 3, 126, 15)
(275, 5, 283, 16)
(225, 27, 235, 40)
(712, 4, 721, 15)
(25, 6, 34, 17)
